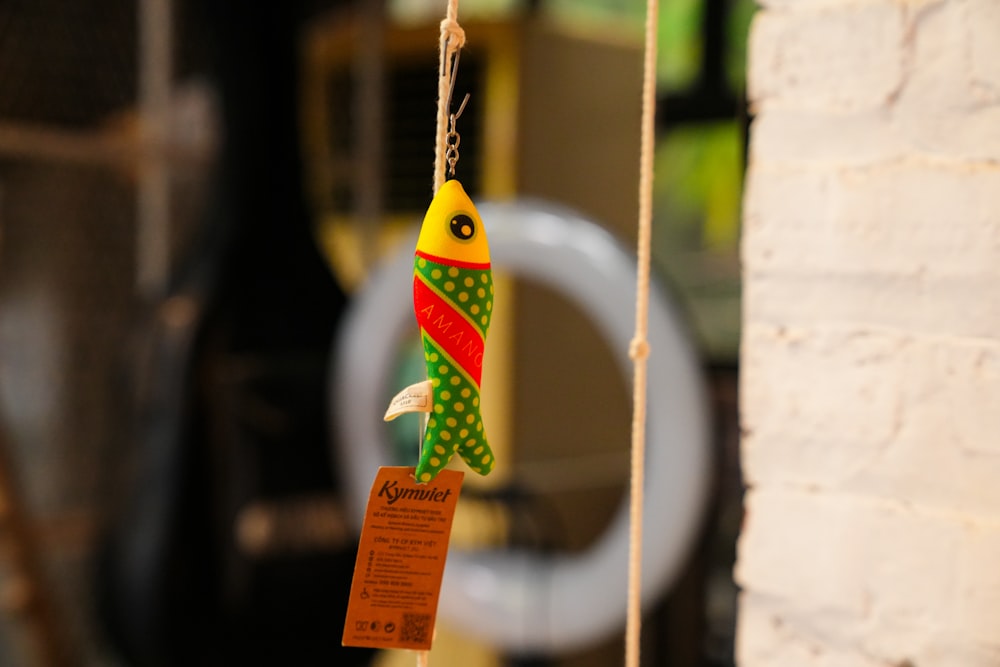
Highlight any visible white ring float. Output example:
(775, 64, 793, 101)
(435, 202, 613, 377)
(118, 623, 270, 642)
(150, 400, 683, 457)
(331, 201, 710, 654)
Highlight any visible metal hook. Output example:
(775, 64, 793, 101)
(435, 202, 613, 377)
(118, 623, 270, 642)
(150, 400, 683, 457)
(453, 92, 470, 121)
(441, 39, 470, 178)
(442, 46, 461, 115)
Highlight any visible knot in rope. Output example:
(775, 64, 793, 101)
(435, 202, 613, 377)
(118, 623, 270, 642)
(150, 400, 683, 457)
(434, 5, 466, 193)
(629, 337, 650, 361)
(439, 17, 466, 50)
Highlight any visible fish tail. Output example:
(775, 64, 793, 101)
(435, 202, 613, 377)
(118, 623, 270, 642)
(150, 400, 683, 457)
(415, 421, 459, 483)
(414, 402, 493, 483)
(457, 425, 495, 476)
(414, 333, 493, 482)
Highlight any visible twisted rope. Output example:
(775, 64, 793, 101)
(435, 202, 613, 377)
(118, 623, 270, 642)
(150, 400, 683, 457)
(625, 0, 660, 664)
(434, 1, 465, 194)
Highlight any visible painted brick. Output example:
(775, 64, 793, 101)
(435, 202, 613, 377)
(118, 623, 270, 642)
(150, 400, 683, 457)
(896, 0, 972, 108)
(743, 323, 1000, 515)
(740, 325, 903, 487)
(965, 0, 1000, 101)
(744, 271, 1000, 341)
(902, 105, 1000, 162)
(740, 324, 904, 491)
(751, 105, 1000, 165)
(748, 3, 906, 112)
(749, 108, 907, 165)
(737, 593, 884, 667)
(738, 489, 964, 616)
(949, 533, 1000, 648)
(740, 0, 1000, 662)
(740, 590, 1000, 667)
(742, 161, 1000, 338)
(745, 161, 1000, 276)
(750, 1, 1000, 163)
(894, 0, 1000, 159)
(736, 490, 1000, 665)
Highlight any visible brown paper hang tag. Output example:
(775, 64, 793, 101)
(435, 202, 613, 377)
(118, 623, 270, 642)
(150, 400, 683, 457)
(342, 466, 463, 651)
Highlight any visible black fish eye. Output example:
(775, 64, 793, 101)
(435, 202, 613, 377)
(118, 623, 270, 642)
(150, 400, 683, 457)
(450, 214, 475, 241)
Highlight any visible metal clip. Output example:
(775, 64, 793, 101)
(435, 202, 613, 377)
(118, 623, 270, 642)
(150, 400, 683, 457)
(445, 93, 470, 177)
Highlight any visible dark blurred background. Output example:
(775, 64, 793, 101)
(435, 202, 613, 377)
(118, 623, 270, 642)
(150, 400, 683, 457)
(0, 1, 749, 665)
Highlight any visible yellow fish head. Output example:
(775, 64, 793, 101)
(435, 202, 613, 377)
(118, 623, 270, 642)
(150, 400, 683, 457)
(415, 179, 490, 266)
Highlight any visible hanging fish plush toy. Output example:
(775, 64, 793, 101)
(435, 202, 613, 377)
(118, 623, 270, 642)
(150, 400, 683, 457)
(384, 179, 495, 483)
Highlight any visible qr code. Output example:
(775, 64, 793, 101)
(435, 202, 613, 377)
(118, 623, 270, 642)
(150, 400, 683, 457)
(401, 613, 432, 644)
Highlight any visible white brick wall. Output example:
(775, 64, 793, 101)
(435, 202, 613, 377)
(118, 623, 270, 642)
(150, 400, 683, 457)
(737, 0, 1000, 665)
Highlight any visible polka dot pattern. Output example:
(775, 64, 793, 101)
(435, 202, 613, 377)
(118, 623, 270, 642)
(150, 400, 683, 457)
(414, 256, 493, 336)
(413, 335, 495, 481)
(412, 254, 496, 482)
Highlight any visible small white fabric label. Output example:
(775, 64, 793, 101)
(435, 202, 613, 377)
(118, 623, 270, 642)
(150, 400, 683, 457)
(383, 380, 434, 421)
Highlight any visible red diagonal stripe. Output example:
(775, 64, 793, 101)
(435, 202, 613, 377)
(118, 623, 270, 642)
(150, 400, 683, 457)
(413, 276, 485, 385)
(416, 249, 491, 271)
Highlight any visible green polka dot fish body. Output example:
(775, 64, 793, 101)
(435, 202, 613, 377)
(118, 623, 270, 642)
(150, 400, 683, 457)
(409, 179, 495, 484)
(413, 256, 495, 483)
